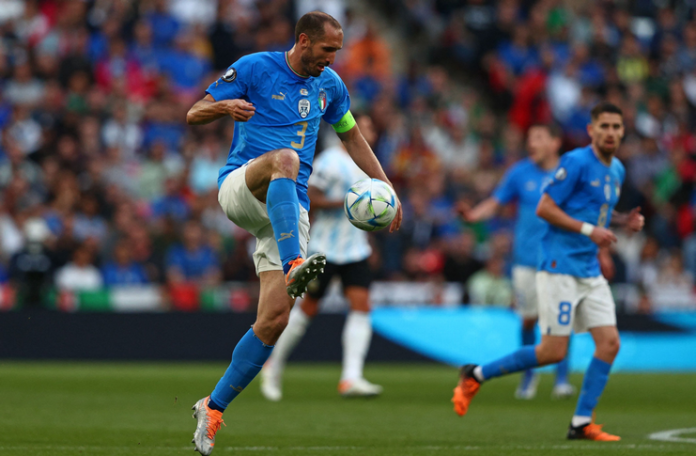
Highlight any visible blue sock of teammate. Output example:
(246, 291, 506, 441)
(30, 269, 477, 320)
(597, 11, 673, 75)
(555, 337, 571, 385)
(521, 327, 536, 346)
(208, 329, 274, 412)
(476, 346, 539, 382)
(573, 357, 612, 424)
(519, 327, 537, 385)
(266, 178, 301, 275)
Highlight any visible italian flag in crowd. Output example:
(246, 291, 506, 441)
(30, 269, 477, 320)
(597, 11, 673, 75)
(1, 285, 256, 312)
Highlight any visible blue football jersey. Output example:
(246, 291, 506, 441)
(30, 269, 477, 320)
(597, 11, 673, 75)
(493, 158, 554, 268)
(539, 145, 625, 278)
(206, 52, 351, 210)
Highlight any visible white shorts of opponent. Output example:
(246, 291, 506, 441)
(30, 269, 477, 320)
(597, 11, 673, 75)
(512, 266, 540, 319)
(218, 162, 310, 275)
(536, 271, 616, 337)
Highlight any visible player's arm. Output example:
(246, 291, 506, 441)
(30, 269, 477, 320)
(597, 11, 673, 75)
(610, 208, 644, 232)
(307, 185, 343, 210)
(458, 197, 501, 223)
(186, 93, 256, 125)
(536, 194, 616, 247)
(598, 246, 615, 280)
(335, 113, 402, 232)
(459, 164, 517, 221)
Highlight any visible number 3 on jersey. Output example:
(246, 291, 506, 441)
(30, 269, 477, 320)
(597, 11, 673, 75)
(558, 301, 571, 325)
(291, 121, 308, 149)
(597, 203, 609, 227)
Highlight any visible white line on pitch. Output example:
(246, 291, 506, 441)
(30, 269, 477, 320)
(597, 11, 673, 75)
(648, 428, 696, 444)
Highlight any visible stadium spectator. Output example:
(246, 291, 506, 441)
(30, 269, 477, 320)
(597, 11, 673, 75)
(101, 240, 149, 287)
(8, 218, 55, 307)
(55, 244, 102, 292)
(0, 0, 694, 312)
(467, 254, 513, 306)
(165, 220, 221, 286)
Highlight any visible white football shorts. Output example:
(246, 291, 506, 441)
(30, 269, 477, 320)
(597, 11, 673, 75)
(512, 266, 539, 319)
(536, 271, 616, 336)
(218, 163, 309, 275)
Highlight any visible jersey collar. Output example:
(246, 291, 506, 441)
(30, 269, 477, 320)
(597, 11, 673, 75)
(285, 52, 311, 80)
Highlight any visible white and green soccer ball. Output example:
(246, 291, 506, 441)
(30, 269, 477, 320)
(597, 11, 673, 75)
(344, 178, 398, 231)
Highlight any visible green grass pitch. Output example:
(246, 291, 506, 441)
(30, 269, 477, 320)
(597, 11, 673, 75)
(1, 362, 695, 455)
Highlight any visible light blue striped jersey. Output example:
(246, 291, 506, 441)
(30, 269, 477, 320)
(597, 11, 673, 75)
(307, 146, 371, 264)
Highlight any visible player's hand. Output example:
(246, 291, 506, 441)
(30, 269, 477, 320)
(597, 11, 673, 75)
(222, 100, 255, 122)
(389, 195, 403, 233)
(589, 226, 617, 247)
(454, 201, 473, 222)
(626, 206, 644, 232)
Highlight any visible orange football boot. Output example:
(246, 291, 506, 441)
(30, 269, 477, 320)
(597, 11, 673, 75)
(452, 364, 481, 417)
(567, 417, 621, 441)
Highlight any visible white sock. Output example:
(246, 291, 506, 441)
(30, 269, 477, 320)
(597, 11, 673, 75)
(473, 366, 485, 383)
(571, 416, 592, 428)
(266, 306, 311, 374)
(341, 311, 372, 382)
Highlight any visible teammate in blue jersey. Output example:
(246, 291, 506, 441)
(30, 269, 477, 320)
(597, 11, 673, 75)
(452, 103, 644, 441)
(460, 123, 575, 400)
(185, 12, 401, 455)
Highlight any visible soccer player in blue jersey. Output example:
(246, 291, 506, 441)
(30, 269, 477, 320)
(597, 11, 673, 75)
(185, 12, 401, 455)
(452, 103, 644, 441)
(460, 123, 575, 400)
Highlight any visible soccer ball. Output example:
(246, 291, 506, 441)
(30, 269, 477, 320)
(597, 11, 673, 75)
(344, 178, 398, 231)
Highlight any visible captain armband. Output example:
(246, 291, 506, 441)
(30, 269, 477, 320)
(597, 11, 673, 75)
(331, 111, 356, 133)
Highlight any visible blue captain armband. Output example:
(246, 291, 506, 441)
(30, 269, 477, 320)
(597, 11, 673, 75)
(332, 111, 356, 133)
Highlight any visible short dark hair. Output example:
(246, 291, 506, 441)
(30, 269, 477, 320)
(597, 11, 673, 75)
(528, 122, 562, 139)
(295, 11, 342, 43)
(591, 102, 623, 120)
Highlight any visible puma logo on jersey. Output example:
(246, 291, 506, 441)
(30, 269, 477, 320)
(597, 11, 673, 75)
(278, 231, 295, 241)
(591, 179, 600, 187)
(272, 92, 286, 100)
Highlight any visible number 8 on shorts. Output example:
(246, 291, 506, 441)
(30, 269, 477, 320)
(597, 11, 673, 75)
(558, 301, 572, 325)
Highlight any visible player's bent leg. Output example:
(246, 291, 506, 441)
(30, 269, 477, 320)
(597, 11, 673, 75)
(244, 148, 300, 202)
(513, 266, 542, 400)
(261, 296, 318, 401)
(568, 326, 620, 441)
(192, 271, 290, 453)
(535, 335, 569, 365)
(552, 335, 576, 399)
(300, 296, 321, 317)
(246, 149, 325, 294)
(253, 270, 295, 345)
(515, 317, 539, 400)
(339, 286, 382, 397)
(452, 337, 568, 417)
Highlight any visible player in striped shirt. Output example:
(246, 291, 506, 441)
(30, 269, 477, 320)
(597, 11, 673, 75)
(261, 115, 383, 400)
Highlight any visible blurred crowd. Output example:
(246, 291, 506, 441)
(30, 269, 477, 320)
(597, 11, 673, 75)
(0, 0, 695, 312)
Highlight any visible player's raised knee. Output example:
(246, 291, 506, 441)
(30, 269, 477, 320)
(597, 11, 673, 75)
(270, 148, 300, 179)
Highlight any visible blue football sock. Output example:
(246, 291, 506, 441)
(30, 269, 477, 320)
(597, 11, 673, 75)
(521, 327, 536, 346)
(520, 327, 537, 381)
(574, 357, 612, 418)
(266, 178, 301, 275)
(209, 329, 274, 411)
(480, 346, 539, 381)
